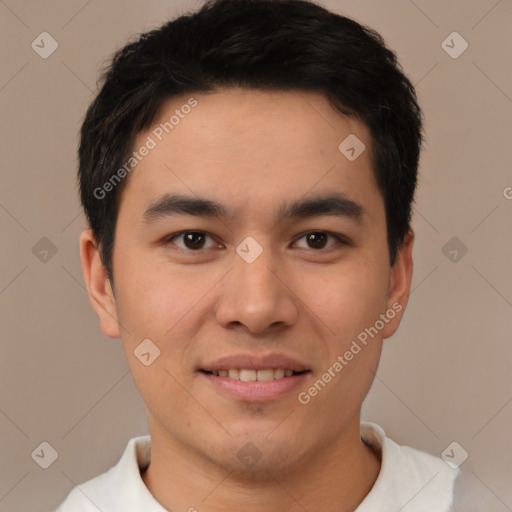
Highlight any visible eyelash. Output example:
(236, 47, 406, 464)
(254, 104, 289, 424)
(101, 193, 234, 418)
(164, 230, 349, 253)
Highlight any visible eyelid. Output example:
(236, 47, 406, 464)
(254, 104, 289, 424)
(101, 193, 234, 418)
(165, 230, 221, 251)
(165, 230, 349, 252)
(291, 231, 349, 250)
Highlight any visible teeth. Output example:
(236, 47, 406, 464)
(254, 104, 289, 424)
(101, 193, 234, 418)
(274, 368, 285, 379)
(239, 369, 257, 382)
(228, 369, 240, 380)
(256, 369, 275, 381)
(211, 368, 299, 381)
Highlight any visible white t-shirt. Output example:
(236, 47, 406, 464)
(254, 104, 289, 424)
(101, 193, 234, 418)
(55, 422, 459, 511)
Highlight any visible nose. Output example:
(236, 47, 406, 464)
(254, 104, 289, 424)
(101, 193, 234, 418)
(214, 245, 299, 335)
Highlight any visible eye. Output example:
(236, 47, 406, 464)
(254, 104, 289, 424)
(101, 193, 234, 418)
(165, 230, 347, 253)
(166, 231, 220, 251)
(293, 231, 345, 250)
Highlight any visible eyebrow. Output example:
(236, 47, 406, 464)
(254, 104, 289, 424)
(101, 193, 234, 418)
(142, 192, 365, 224)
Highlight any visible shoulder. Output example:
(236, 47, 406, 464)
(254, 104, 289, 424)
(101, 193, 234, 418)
(450, 468, 508, 512)
(54, 435, 156, 512)
(357, 422, 459, 512)
(54, 468, 116, 512)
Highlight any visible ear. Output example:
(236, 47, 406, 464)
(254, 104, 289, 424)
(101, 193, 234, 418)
(79, 229, 120, 339)
(382, 229, 414, 339)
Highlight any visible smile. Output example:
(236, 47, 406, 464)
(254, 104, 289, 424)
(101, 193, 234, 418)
(202, 368, 304, 381)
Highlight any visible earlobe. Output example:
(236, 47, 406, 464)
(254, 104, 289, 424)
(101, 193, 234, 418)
(382, 229, 414, 339)
(79, 229, 120, 339)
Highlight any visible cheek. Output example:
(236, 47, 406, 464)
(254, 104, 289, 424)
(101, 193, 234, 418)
(303, 266, 388, 411)
(113, 264, 199, 414)
(113, 256, 222, 380)
(302, 259, 389, 341)
(113, 249, 190, 335)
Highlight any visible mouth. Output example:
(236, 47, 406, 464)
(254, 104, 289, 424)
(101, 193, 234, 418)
(198, 354, 311, 402)
(200, 368, 308, 381)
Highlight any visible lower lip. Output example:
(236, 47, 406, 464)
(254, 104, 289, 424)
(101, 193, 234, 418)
(200, 372, 309, 402)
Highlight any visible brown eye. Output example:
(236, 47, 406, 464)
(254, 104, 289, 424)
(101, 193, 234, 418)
(305, 232, 328, 249)
(167, 231, 217, 251)
(294, 231, 341, 250)
(182, 232, 206, 250)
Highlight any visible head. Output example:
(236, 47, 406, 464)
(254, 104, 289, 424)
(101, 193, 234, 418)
(79, 0, 420, 476)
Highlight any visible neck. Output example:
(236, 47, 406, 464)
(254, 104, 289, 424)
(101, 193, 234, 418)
(142, 415, 381, 512)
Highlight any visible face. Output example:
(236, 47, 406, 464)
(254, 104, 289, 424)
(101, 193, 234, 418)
(82, 87, 413, 475)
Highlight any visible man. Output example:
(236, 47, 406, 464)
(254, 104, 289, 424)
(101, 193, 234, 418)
(56, 0, 476, 510)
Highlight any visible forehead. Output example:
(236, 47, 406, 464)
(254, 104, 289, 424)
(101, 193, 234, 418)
(119, 87, 381, 224)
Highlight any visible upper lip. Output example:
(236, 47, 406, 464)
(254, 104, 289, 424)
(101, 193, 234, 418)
(200, 353, 310, 372)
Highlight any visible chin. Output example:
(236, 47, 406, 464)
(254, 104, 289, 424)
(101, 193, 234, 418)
(221, 429, 307, 478)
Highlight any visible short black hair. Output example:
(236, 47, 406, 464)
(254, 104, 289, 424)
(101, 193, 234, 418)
(79, 0, 423, 282)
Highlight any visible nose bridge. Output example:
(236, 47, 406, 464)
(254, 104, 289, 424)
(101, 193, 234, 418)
(215, 238, 299, 332)
(234, 239, 283, 307)
(237, 245, 279, 298)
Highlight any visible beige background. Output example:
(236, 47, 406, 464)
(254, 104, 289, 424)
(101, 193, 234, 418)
(0, 0, 511, 510)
